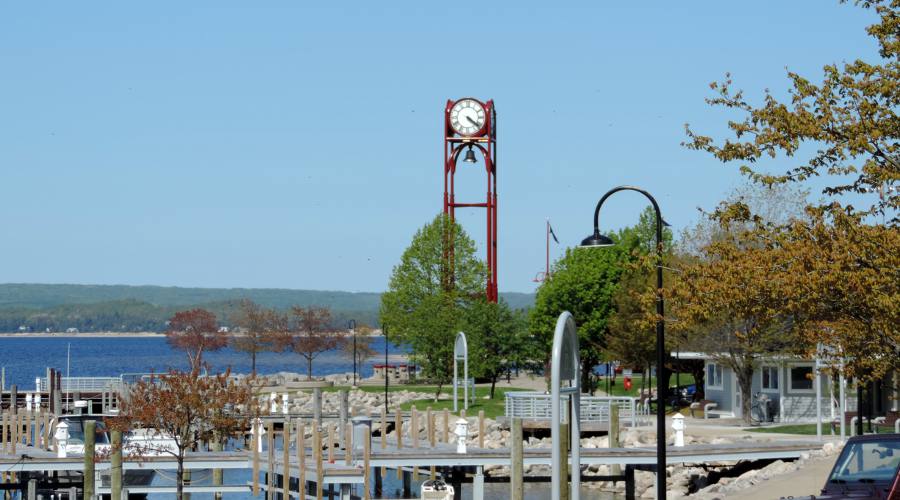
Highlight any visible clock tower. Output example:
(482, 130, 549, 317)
(443, 98, 498, 303)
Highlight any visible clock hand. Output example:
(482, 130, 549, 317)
(466, 116, 480, 127)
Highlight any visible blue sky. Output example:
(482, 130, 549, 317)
(0, 2, 881, 293)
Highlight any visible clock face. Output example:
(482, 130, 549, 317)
(450, 98, 486, 136)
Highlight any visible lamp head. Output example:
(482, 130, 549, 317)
(462, 146, 477, 163)
(579, 230, 615, 248)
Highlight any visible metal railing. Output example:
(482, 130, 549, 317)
(37, 377, 122, 393)
(505, 392, 638, 427)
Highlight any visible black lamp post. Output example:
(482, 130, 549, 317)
(383, 324, 389, 408)
(580, 185, 667, 500)
(349, 319, 357, 386)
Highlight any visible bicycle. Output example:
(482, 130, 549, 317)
(748, 392, 772, 425)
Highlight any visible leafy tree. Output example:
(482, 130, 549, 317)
(672, 213, 807, 423)
(464, 299, 533, 398)
(380, 214, 487, 398)
(683, 0, 899, 222)
(285, 305, 345, 380)
(111, 368, 257, 500)
(682, 0, 899, 382)
(777, 209, 899, 381)
(230, 299, 285, 375)
(529, 242, 630, 393)
(165, 308, 228, 373)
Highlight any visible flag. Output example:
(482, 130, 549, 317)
(548, 221, 559, 244)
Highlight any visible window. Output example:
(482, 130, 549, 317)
(789, 365, 814, 392)
(761, 366, 779, 391)
(706, 363, 724, 390)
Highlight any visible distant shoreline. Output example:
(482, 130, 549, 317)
(0, 332, 165, 338)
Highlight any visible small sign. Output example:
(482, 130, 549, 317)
(622, 369, 633, 377)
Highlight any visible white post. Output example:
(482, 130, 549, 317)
(269, 392, 278, 414)
(55, 421, 70, 458)
(453, 353, 458, 413)
(26, 393, 33, 411)
(464, 349, 469, 411)
(671, 413, 685, 447)
(454, 418, 468, 454)
(282, 393, 289, 415)
(254, 418, 264, 453)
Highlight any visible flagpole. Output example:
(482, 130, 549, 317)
(546, 218, 550, 280)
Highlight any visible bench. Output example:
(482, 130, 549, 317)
(690, 400, 719, 419)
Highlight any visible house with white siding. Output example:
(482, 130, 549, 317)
(678, 352, 899, 424)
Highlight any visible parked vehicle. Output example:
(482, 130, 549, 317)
(788, 433, 900, 499)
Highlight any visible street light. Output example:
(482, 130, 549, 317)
(580, 185, 667, 500)
(383, 324, 389, 409)
(349, 319, 357, 387)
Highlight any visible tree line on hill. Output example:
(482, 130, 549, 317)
(0, 299, 380, 333)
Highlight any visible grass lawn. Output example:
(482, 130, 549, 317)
(744, 424, 819, 435)
(326, 384, 528, 419)
(601, 374, 696, 398)
(396, 387, 528, 420)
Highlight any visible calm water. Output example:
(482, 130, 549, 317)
(0, 337, 617, 499)
(0, 336, 406, 389)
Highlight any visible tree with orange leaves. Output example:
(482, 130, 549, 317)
(111, 368, 257, 500)
(165, 308, 228, 373)
(283, 306, 346, 380)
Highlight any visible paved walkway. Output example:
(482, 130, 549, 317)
(726, 454, 836, 499)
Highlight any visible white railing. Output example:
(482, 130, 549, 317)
(505, 392, 638, 427)
(37, 377, 122, 393)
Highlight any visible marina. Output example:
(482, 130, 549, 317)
(1, 377, 828, 500)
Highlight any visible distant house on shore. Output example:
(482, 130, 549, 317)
(65, 327, 79, 334)
(680, 351, 899, 425)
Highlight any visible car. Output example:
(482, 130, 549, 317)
(790, 433, 900, 499)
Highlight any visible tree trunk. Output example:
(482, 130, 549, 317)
(738, 364, 754, 424)
(177, 456, 185, 500)
(251, 352, 257, 376)
(307, 357, 313, 381)
(489, 376, 497, 399)
(435, 381, 443, 402)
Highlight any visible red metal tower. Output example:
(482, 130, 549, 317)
(443, 97, 498, 302)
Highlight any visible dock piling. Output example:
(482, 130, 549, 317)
(610, 404, 621, 476)
(313, 388, 322, 424)
(83, 420, 95, 500)
(266, 422, 275, 500)
(111, 429, 122, 500)
(363, 424, 371, 500)
(282, 421, 291, 500)
(339, 389, 349, 449)
(478, 410, 485, 449)
(296, 418, 305, 497)
(313, 425, 323, 500)
(511, 417, 523, 500)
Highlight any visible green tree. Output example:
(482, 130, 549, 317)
(380, 214, 487, 398)
(464, 299, 533, 399)
(529, 241, 630, 393)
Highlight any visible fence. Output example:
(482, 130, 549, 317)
(504, 392, 639, 427)
(36, 377, 122, 393)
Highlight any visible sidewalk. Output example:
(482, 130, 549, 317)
(725, 454, 836, 499)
